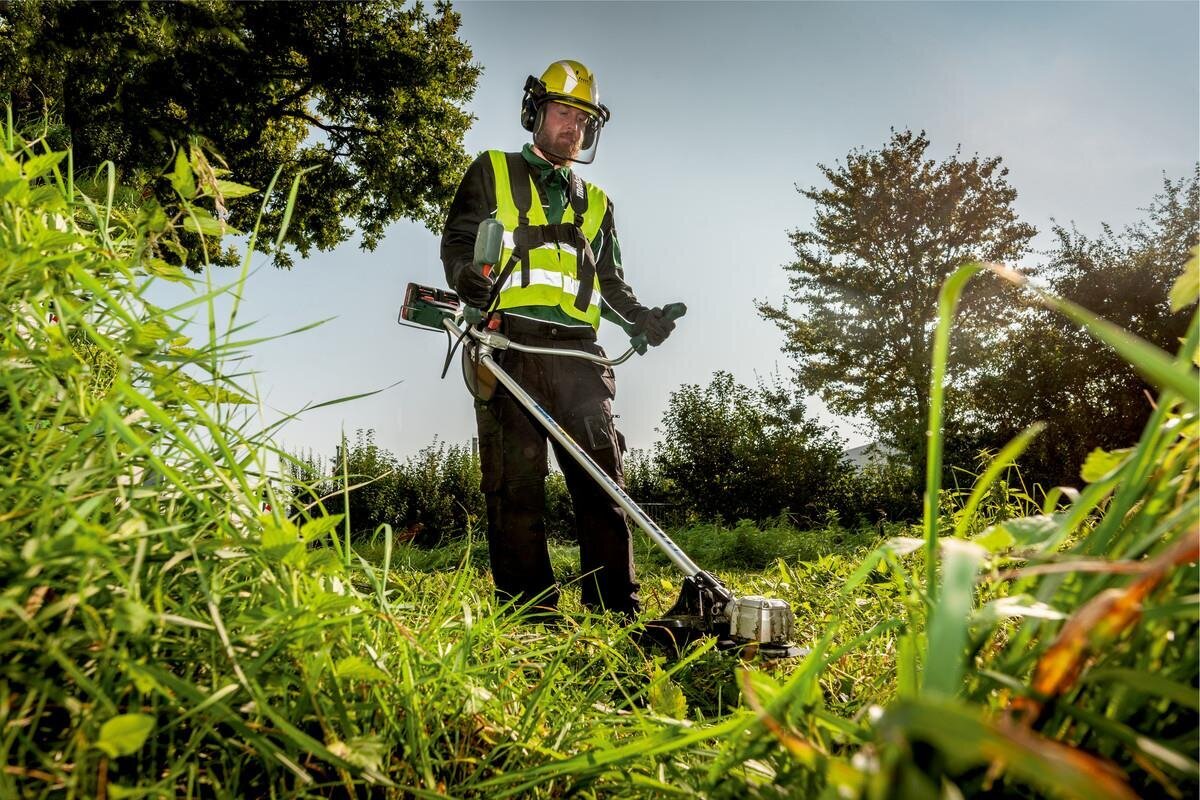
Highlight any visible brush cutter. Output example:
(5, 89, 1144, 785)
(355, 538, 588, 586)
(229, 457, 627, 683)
(398, 225, 806, 659)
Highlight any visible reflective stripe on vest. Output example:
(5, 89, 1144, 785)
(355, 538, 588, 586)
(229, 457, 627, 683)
(489, 150, 608, 328)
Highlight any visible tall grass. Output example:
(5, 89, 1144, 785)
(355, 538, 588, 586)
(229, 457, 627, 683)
(0, 126, 731, 797)
(3, 116, 1195, 799)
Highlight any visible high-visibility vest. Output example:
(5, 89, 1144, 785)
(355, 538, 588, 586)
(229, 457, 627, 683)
(488, 150, 609, 328)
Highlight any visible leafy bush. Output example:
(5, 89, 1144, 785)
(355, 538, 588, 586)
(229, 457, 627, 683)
(291, 434, 582, 545)
(390, 438, 481, 544)
(965, 169, 1199, 486)
(654, 371, 854, 526)
(543, 469, 576, 541)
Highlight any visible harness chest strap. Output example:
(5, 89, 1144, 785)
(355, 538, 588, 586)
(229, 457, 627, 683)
(485, 151, 598, 315)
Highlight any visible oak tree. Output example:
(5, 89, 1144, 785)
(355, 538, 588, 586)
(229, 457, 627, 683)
(0, 0, 479, 266)
(758, 129, 1036, 464)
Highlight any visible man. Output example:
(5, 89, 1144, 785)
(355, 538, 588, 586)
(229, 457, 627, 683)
(440, 60, 679, 618)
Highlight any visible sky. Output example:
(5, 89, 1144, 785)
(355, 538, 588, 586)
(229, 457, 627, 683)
(154, 1, 1200, 467)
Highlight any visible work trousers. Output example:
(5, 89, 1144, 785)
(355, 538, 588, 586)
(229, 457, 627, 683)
(474, 321, 641, 616)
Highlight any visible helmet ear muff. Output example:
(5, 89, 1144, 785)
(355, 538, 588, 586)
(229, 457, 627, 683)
(520, 75, 546, 132)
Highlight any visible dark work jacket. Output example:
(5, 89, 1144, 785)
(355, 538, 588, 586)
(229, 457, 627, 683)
(440, 145, 645, 327)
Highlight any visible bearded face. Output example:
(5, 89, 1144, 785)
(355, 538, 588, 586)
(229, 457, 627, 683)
(534, 101, 592, 164)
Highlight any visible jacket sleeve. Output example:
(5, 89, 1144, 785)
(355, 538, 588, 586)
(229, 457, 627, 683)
(440, 153, 495, 287)
(593, 198, 647, 322)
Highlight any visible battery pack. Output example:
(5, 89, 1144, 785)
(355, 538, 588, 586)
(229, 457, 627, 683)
(399, 283, 460, 330)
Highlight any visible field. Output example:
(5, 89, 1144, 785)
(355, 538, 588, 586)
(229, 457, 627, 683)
(2, 127, 1197, 799)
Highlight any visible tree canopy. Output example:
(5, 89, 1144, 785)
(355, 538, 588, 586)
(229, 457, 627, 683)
(758, 129, 1037, 464)
(971, 167, 1199, 487)
(0, 0, 479, 266)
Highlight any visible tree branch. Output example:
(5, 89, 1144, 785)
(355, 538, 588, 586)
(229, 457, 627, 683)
(236, 80, 317, 149)
(281, 109, 377, 137)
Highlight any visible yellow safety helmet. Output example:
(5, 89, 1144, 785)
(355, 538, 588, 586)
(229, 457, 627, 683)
(521, 60, 611, 164)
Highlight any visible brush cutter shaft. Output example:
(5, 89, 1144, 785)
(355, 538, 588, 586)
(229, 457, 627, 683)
(471, 342, 704, 579)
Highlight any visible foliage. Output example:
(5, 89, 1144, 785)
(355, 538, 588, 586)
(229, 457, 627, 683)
(290, 433, 585, 545)
(543, 468, 576, 541)
(633, 517, 883, 573)
(758, 128, 1037, 465)
(334, 429, 406, 540)
(972, 167, 1200, 487)
(624, 446, 669, 505)
(653, 370, 853, 526)
(291, 434, 481, 545)
(0, 121, 748, 800)
(841, 456, 922, 523)
(393, 438, 483, 544)
(0, 0, 479, 266)
(3, 121, 1196, 800)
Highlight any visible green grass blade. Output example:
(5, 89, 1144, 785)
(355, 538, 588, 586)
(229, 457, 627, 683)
(953, 423, 1045, 539)
(923, 539, 986, 697)
(924, 263, 986, 601)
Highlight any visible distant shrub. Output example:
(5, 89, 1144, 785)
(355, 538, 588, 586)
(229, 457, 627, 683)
(653, 371, 855, 526)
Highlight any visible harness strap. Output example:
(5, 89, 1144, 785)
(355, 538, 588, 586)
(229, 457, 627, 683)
(485, 153, 534, 312)
(508, 152, 533, 290)
(565, 171, 596, 312)
(488, 154, 598, 314)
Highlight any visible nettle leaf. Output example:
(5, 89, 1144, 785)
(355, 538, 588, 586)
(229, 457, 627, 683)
(143, 258, 189, 283)
(169, 148, 195, 199)
(161, 238, 188, 265)
(261, 520, 302, 564)
(974, 524, 1016, 553)
(215, 179, 258, 199)
(647, 667, 688, 719)
(996, 515, 1063, 550)
(143, 201, 169, 234)
(182, 207, 233, 237)
(94, 713, 155, 758)
(170, 374, 252, 405)
(0, 178, 26, 201)
(130, 320, 173, 353)
(1169, 246, 1198, 313)
(334, 655, 389, 682)
(21, 151, 66, 180)
(1080, 447, 1131, 483)
(0, 150, 21, 180)
(308, 590, 358, 616)
(300, 514, 344, 543)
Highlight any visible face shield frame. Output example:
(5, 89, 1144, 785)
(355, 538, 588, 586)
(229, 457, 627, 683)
(521, 75, 611, 166)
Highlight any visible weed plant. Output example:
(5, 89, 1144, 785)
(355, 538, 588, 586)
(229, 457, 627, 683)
(0, 125, 740, 797)
(2, 118, 1196, 799)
